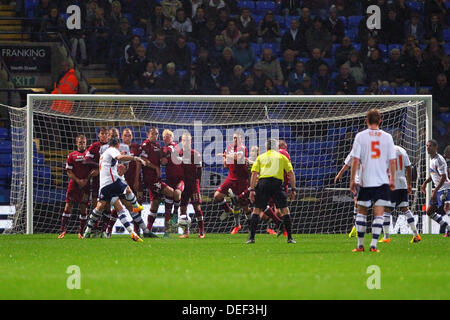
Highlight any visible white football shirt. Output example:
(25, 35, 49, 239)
(430, 153, 450, 191)
(100, 142, 130, 181)
(350, 128, 396, 187)
(344, 152, 360, 185)
(390, 145, 411, 190)
(99, 147, 121, 190)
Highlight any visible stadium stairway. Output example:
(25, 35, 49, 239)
(0, 3, 29, 42)
(80, 64, 121, 94)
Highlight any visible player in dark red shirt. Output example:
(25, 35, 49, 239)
(178, 132, 204, 238)
(160, 129, 184, 237)
(59, 134, 97, 238)
(214, 133, 250, 234)
(141, 127, 176, 232)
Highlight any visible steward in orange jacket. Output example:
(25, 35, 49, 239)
(50, 61, 79, 114)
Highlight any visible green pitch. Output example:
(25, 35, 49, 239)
(0, 233, 449, 300)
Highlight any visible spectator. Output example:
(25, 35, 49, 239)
(124, 35, 141, 64)
(241, 75, 259, 94)
(138, 61, 158, 91)
(288, 60, 307, 93)
(209, 35, 226, 60)
(200, 63, 228, 94)
(358, 11, 381, 44)
(299, 75, 314, 95)
(220, 86, 231, 95)
(298, 7, 313, 38)
(252, 62, 269, 93)
(132, 0, 157, 30)
(129, 45, 150, 86)
(34, 0, 52, 19)
(106, 0, 123, 34)
(401, 35, 420, 61)
(218, 47, 236, 75)
(40, 6, 65, 41)
(302, 0, 328, 19)
(324, 5, 345, 44)
(410, 47, 435, 87)
(424, 13, 444, 43)
(85, 0, 99, 24)
(432, 73, 450, 117)
(259, 48, 284, 86)
(171, 34, 192, 71)
(192, 6, 207, 40)
(172, 8, 192, 37)
(312, 63, 332, 94)
(197, 18, 219, 49)
(68, 9, 88, 66)
(156, 62, 183, 93)
(216, 8, 230, 32)
(333, 64, 357, 94)
(147, 30, 172, 70)
(280, 49, 296, 83)
(87, 7, 110, 63)
(257, 11, 281, 44)
(146, 4, 165, 38)
(235, 7, 257, 42)
(182, 64, 202, 94)
(184, 0, 203, 19)
(363, 81, 382, 95)
(162, 16, 179, 45)
(50, 60, 78, 114)
(404, 12, 424, 43)
(161, 0, 183, 20)
(281, 0, 302, 17)
(228, 64, 245, 94)
(381, 7, 404, 44)
(224, 0, 238, 15)
(343, 51, 365, 85)
(386, 48, 412, 87)
(424, 37, 446, 63)
(424, 0, 447, 23)
(205, 0, 227, 20)
(280, 19, 307, 58)
(359, 36, 380, 62)
(232, 38, 256, 72)
(263, 78, 279, 95)
(305, 48, 328, 76)
(109, 17, 132, 76)
(222, 19, 241, 48)
(438, 56, 450, 82)
(194, 46, 214, 75)
(334, 37, 354, 68)
(306, 17, 332, 57)
(363, 49, 388, 85)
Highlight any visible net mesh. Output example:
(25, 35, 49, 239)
(6, 96, 428, 234)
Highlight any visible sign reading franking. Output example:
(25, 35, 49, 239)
(0, 45, 51, 73)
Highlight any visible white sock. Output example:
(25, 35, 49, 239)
(355, 213, 367, 248)
(382, 212, 391, 239)
(370, 216, 384, 249)
(404, 210, 418, 236)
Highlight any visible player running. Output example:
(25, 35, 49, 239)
(160, 129, 184, 237)
(178, 132, 204, 238)
(334, 151, 361, 238)
(214, 133, 249, 232)
(420, 139, 450, 237)
(83, 138, 146, 242)
(379, 145, 421, 243)
(350, 109, 397, 253)
(58, 134, 97, 239)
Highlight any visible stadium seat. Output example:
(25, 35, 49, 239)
(187, 42, 197, 56)
(444, 29, 450, 42)
(347, 16, 363, 28)
(299, 57, 309, 64)
(345, 28, 358, 42)
(0, 154, 11, 167)
(352, 43, 361, 52)
(0, 141, 12, 154)
(255, 1, 276, 14)
(285, 16, 299, 28)
(0, 128, 8, 139)
(25, 0, 39, 10)
(0, 167, 12, 179)
(250, 42, 261, 57)
(439, 113, 450, 124)
(261, 42, 280, 55)
(178, 70, 187, 78)
(444, 43, 450, 55)
(380, 86, 395, 94)
(337, 16, 347, 28)
(123, 13, 134, 26)
(132, 27, 145, 38)
(322, 58, 334, 69)
(33, 153, 45, 165)
(396, 86, 416, 95)
(274, 15, 285, 28)
(253, 14, 264, 24)
(237, 0, 255, 10)
(406, 1, 424, 13)
(378, 44, 388, 57)
(357, 86, 368, 95)
(388, 44, 403, 53)
(141, 41, 149, 49)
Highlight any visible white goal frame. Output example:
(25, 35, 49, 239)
(25, 94, 433, 235)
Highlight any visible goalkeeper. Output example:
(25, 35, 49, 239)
(247, 139, 297, 244)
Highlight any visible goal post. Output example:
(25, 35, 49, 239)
(6, 94, 433, 235)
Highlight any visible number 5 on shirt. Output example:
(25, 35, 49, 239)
(371, 141, 380, 159)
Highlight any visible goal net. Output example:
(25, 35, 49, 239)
(5, 95, 431, 235)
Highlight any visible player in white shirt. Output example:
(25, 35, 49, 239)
(83, 138, 147, 242)
(349, 109, 397, 253)
(379, 145, 421, 243)
(420, 139, 450, 237)
(334, 151, 361, 238)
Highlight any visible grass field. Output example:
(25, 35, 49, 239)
(0, 233, 449, 300)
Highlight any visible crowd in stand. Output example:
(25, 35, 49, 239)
(17, 0, 450, 149)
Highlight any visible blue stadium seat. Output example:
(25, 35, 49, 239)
(406, 1, 424, 13)
(237, 0, 255, 10)
(123, 13, 134, 26)
(274, 15, 285, 28)
(261, 42, 280, 55)
(132, 27, 145, 38)
(141, 41, 149, 49)
(299, 57, 309, 64)
(337, 16, 347, 28)
(25, 0, 39, 10)
(380, 86, 395, 94)
(444, 43, 450, 55)
(187, 42, 197, 56)
(0, 128, 8, 139)
(285, 16, 299, 29)
(0, 167, 12, 179)
(253, 14, 264, 24)
(345, 28, 358, 42)
(444, 29, 450, 42)
(60, 13, 69, 21)
(347, 16, 363, 28)
(388, 44, 403, 53)
(322, 57, 334, 69)
(331, 43, 340, 56)
(250, 42, 261, 57)
(277, 85, 287, 94)
(439, 113, 450, 124)
(33, 153, 45, 165)
(357, 86, 368, 94)
(378, 44, 388, 57)
(178, 70, 187, 78)
(0, 141, 12, 154)
(396, 86, 416, 95)
(255, 1, 276, 14)
(0, 154, 11, 166)
(352, 43, 361, 52)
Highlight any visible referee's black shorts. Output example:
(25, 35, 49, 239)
(255, 177, 288, 210)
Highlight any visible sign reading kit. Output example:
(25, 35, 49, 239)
(0, 45, 51, 73)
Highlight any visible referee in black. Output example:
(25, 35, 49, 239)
(248, 138, 297, 244)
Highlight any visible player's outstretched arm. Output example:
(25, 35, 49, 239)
(334, 164, 349, 184)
